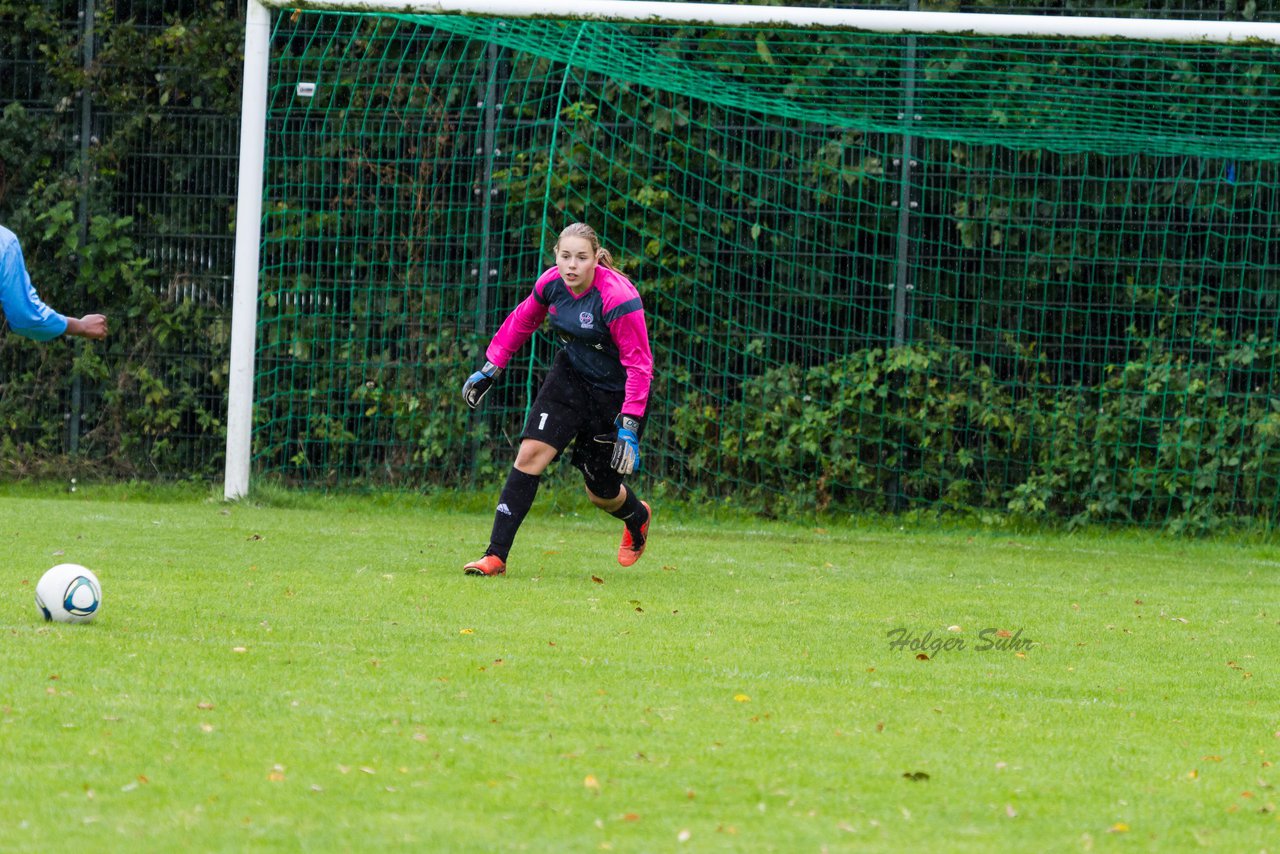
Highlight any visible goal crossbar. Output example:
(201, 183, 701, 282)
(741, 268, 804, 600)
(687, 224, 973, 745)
(262, 0, 1280, 44)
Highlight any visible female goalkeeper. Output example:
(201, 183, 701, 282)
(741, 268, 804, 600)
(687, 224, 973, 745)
(460, 223, 653, 577)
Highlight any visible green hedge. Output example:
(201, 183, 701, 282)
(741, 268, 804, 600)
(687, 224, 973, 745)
(670, 332, 1280, 532)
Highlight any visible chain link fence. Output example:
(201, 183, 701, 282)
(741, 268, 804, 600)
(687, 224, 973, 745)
(2, 0, 1275, 484)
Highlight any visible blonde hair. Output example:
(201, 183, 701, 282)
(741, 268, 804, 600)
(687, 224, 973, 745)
(556, 222, 616, 270)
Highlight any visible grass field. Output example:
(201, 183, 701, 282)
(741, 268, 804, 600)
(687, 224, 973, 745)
(2, 483, 1279, 852)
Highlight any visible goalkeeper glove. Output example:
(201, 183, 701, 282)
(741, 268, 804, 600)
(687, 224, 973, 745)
(609, 414, 643, 475)
(462, 361, 503, 409)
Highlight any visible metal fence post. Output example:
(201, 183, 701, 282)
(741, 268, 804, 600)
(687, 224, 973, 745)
(893, 5, 918, 349)
(468, 40, 501, 485)
(890, 0, 919, 509)
(70, 0, 96, 455)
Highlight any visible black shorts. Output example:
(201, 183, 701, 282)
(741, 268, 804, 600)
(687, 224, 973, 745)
(521, 351, 626, 497)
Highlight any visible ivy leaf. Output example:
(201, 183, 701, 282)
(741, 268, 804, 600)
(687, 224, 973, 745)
(755, 33, 775, 66)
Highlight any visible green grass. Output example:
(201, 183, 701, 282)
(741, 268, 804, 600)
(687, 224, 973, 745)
(2, 484, 1279, 851)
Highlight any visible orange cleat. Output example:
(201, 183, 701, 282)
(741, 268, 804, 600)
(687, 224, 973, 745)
(617, 501, 651, 567)
(463, 554, 507, 576)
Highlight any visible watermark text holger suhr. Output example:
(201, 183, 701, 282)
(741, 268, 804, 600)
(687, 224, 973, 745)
(886, 627, 1034, 654)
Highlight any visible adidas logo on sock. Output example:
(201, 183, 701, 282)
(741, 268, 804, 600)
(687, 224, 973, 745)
(496, 503, 512, 516)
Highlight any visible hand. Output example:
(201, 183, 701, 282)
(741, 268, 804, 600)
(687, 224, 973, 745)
(66, 314, 108, 340)
(610, 414, 643, 474)
(462, 361, 503, 409)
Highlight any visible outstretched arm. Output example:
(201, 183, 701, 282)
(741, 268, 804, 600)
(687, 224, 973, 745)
(0, 232, 67, 342)
(485, 291, 549, 368)
(464, 273, 553, 409)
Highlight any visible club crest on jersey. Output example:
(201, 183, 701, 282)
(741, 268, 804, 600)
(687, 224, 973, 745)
(579, 311, 595, 329)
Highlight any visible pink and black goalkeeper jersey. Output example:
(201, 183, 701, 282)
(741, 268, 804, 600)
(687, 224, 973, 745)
(485, 266, 653, 418)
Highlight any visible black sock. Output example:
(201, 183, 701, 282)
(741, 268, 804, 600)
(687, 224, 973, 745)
(608, 489, 648, 544)
(487, 468, 541, 561)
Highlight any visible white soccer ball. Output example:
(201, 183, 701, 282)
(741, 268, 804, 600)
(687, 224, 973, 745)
(35, 563, 102, 624)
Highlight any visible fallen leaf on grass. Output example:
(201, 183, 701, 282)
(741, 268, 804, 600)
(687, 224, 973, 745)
(584, 774, 600, 791)
(459, 628, 474, 635)
(733, 694, 751, 703)
(591, 575, 604, 584)
(1107, 822, 1129, 833)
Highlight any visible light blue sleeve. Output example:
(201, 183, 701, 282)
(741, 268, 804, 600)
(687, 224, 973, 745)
(0, 228, 68, 342)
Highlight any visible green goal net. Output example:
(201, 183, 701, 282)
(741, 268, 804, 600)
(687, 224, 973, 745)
(255, 9, 1280, 530)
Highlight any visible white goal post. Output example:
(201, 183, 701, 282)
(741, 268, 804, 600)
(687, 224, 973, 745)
(224, 0, 1280, 499)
